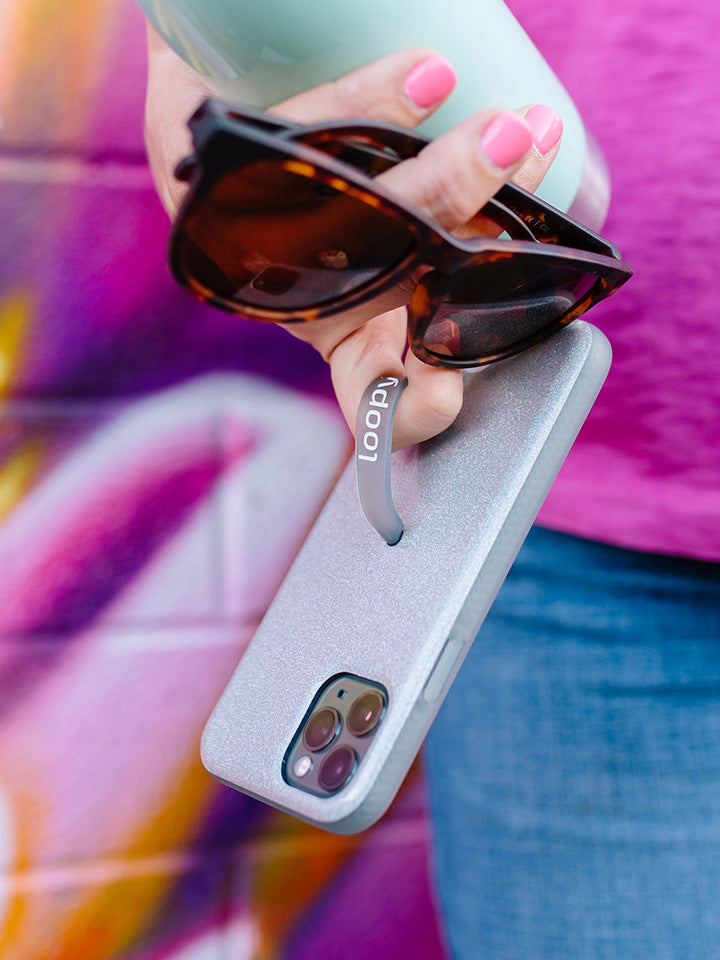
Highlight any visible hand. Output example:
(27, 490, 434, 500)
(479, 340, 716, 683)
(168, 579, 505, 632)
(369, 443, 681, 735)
(144, 28, 563, 447)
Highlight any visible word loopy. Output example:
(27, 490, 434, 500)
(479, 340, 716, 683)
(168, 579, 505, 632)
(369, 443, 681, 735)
(357, 376, 400, 463)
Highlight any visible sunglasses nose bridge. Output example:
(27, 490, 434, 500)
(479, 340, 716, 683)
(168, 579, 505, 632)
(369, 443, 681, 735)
(409, 238, 487, 322)
(211, 129, 278, 164)
(422, 238, 469, 274)
(188, 123, 286, 176)
(408, 267, 451, 329)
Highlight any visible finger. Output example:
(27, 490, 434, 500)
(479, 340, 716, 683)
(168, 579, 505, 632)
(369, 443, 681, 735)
(269, 48, 456, 129)
(326, 308, 464, 448)
(394, 349, 464, 449)
(328, 308, 408, 430)
(377, 107, 544, 232)
(441, 103, 564, 239)
(514, 103, 564, 191)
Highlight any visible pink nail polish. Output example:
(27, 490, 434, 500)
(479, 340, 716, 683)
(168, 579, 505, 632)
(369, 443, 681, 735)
(481, 114, 533, 170)
(526, 104, 564, 155)
(403, 57, 456, 109)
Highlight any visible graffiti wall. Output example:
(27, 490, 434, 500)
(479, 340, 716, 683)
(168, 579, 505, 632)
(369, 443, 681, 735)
(0, 2, 447, 957)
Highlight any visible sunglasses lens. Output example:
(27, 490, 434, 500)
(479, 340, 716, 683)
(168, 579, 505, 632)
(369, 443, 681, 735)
(419, 255, 598, 363)
(175, 160, 414, 312)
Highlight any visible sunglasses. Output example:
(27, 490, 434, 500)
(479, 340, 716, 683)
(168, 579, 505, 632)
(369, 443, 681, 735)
(169, 99, 631, 368)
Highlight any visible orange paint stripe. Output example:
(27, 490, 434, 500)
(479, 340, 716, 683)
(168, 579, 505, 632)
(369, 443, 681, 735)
(0, 764, 221, 959)
(0, 0, 111, 141)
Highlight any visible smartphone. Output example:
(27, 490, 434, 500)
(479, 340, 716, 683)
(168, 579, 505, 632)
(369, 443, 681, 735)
(201, 321, 611, 834)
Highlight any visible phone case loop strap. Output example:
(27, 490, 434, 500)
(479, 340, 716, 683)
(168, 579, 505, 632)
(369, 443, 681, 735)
(355, 374, 408, 545)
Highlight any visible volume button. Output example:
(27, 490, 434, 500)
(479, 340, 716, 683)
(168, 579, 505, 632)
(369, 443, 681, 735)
(423, 635, 464, 704)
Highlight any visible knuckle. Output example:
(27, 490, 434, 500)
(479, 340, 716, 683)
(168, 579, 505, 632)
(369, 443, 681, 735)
(357, 321, 405, 368)
(331, 47, 439, 120)
(419, 162, 480, 227)
(332, 71, 375, 116)
(423, 380, 463, 427)
(395, 379, 462, 448)
(511, 152, 553, 194)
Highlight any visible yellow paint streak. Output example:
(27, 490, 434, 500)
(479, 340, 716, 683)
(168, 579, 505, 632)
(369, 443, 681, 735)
(0, 438, 45, 523)
(0, 292, 30, 397)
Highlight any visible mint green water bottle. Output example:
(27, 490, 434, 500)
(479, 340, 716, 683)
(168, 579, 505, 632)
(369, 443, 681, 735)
(137, 0, 609, 228)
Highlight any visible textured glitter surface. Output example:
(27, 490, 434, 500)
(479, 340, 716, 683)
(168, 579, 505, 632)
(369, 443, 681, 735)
(202, 322, 612, 832)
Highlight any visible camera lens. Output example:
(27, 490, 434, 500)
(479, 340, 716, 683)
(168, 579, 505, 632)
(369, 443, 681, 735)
(302, 707, 340, 752)
(346, 690, 385, 737)
(318, 745, 357, 792)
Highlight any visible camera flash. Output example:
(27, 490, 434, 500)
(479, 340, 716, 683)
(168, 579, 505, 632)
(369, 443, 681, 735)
(294, 755, 313, 778)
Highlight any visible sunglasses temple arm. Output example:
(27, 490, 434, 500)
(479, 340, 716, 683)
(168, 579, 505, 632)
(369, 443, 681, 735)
(177, 98, 307, 181)
(481, 197, 537, 240)
(355, 375, 408, 546)
(495, 184, 621, 257)
(201, 97, 302, 133)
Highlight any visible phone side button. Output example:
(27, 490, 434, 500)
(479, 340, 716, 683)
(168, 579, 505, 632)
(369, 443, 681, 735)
(423, 635, 464, 704)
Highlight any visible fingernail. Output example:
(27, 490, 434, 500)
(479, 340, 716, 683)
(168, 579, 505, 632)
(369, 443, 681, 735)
(403, 57, 457, 109)
(526, 104, 564, 155)
(480, 113, 533, 170)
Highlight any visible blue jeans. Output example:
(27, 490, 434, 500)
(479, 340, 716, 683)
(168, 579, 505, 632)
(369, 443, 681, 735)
(425, 527, 720, 960)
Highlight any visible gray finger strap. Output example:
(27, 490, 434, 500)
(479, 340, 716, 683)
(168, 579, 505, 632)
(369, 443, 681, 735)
(355, 375, 408, 545)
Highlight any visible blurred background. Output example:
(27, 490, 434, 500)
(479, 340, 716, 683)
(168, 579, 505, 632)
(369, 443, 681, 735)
(0, 1, 448, 957)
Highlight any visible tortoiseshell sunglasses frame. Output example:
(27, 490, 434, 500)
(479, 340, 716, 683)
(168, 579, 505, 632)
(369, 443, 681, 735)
(169, 99, 631, 368)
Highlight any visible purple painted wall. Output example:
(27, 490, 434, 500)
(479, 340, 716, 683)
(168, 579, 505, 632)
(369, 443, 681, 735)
(0, 2, 448, 957)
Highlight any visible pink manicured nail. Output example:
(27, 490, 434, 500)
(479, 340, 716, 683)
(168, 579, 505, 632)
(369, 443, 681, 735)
(526, 104, 564, 155)
(403, 57, 457, 108)
(480, 113, 533, 170)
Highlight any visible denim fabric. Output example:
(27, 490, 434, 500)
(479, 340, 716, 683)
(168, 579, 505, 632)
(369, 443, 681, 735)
(425, 527, 720, 960)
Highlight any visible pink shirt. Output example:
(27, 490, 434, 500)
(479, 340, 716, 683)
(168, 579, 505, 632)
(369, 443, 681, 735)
(507, 0, 720, 560)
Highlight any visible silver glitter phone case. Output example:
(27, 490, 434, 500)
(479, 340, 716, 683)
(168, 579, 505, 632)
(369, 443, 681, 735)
(201, 322, 611, 833)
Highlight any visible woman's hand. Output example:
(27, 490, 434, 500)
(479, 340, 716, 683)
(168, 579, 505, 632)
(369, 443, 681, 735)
(145, 27, 563, 447)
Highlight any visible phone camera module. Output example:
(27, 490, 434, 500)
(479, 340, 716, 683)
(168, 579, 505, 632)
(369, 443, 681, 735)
(302, 706, 340, 752)
(346, 690, 385, 737)
(284, 675, 388, 797)
(318, 745, 357, 792)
